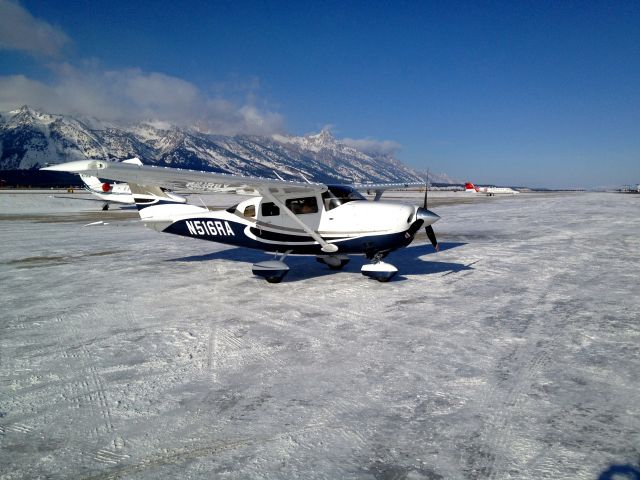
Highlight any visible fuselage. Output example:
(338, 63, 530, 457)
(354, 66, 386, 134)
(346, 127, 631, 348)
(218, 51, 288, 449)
(141, 186, 436, 256)
(465, 182, 519, 195)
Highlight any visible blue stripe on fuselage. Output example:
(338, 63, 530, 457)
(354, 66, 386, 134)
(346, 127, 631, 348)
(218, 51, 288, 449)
(163, 217, 417, 255)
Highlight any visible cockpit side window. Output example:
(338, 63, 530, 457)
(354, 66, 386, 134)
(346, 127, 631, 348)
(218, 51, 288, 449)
(243, 205, 256, 217)
(322, 191, 340, 211)
(261, 202, 280, 217)
(323, 186, 366, 210)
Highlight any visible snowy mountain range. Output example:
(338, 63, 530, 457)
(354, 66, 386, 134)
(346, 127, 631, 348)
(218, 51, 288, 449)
(0, 106, 456, 184)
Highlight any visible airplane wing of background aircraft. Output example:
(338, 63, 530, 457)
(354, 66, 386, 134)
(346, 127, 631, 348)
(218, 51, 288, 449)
(77, 158, 186, 210)
(465, 182, 519, 196)
(43, 160, 440, 283)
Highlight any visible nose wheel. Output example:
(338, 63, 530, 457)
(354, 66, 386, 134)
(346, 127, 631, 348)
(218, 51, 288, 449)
(361, 253, 398, 282)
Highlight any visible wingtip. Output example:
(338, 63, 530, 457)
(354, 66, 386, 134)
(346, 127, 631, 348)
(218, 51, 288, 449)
(40, 160, 105, 173)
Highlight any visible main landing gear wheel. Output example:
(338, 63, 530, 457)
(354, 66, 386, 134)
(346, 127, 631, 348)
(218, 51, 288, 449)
(316, 254, 350, 270)
(252, 260, 289, 283)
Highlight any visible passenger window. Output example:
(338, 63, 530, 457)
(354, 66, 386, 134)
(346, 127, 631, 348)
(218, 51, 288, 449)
(261, 202, 280, 217)
(286, 197, 318, 214)
(243, 205, 256, 217)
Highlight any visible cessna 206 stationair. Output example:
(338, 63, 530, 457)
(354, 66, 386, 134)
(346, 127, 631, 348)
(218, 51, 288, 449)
(43, 160, 440, 283)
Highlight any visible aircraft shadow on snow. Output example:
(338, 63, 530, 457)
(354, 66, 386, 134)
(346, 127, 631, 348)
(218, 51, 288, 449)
(168, 241, 470, 282)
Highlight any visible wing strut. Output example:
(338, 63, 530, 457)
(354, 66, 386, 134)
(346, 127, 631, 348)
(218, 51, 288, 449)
(264, 189, 338, 253)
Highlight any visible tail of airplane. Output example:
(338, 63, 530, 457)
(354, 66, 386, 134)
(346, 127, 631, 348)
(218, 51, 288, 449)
(465, 182, 479, 192)
(79, 173, 111, 192)
(79, 158, 143, 194)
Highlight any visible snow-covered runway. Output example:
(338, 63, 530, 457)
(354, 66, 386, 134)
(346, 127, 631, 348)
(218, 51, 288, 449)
(1, 192, 638, 479)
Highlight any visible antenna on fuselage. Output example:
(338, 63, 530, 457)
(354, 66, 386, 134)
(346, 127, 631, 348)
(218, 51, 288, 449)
(198, 196, 210, 211)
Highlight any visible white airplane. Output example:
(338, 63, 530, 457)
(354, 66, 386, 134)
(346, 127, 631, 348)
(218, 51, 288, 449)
(465, 182, 519, 196)
(78, 158, 186, 210)
(42, 160, 440, 283)
(620, 184, 640, 193)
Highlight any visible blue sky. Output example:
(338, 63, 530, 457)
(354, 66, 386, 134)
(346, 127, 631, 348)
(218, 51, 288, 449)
(1, 0, 639, 188)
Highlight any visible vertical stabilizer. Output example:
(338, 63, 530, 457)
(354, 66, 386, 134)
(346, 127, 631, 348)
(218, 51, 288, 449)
(80, 174, 109, 192)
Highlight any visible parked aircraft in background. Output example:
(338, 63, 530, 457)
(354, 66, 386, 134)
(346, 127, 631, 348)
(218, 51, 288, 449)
(465, 182, 519, 196)
(78, 158, 186, 209)
(619, 184, 640, 193)
(43, 160, 440, 283)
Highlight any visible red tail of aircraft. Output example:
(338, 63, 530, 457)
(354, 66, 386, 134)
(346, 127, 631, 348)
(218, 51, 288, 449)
(465, 182, 479, 192)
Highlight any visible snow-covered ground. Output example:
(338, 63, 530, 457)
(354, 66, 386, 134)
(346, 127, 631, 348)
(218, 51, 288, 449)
(0, 192, 638, 479)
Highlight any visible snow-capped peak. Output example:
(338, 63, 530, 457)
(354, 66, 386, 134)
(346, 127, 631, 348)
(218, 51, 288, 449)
(0, 106, 454, 184)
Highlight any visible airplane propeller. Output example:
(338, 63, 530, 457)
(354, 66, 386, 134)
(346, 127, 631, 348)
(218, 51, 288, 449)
(418, 180, 440, 251)
(425, 224, 439, 251)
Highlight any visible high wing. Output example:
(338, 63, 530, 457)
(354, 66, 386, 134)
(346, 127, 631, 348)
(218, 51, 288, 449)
(351, 182, 424, 191)
(42, 159, 337, 252)
(352, 182, 425, 201)
(42, 159, 327, 196)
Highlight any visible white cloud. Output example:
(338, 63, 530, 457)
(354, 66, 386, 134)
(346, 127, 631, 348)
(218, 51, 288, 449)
(342, 136, 402, 156)
(0, 0, 70, 58)
(0, 1, 284, 135)
(0, 64, 285, 135)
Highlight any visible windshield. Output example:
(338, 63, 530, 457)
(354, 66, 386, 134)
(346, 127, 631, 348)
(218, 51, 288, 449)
(322, 185, 366, 211)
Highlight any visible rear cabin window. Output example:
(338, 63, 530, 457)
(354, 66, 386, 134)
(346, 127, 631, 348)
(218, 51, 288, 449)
(261, 202, 280, 217)
(286, 197, 318, 215)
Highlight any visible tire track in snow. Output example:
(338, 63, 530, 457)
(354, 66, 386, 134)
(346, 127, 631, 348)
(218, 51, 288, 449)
(486, 345, 552, 480)
(10, 423, 33, 433)
(206, 327, 218, 384)
(467, 279, 561, 480)
(80, 421, 341, 479)
(83, 345, 115, 435)
(52, 302, 126, 468)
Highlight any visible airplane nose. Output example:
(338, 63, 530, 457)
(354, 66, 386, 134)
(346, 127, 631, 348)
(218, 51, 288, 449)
(416, 207, 440, 226)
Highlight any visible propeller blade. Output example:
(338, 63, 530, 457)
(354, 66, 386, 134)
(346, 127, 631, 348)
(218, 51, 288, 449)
(423, 182, 428, 209)
(424, 169, 430, 209)
(425, 225, 439, 251)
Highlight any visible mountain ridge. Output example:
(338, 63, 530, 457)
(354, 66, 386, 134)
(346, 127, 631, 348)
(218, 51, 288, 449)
(0, 106, 457, 184)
